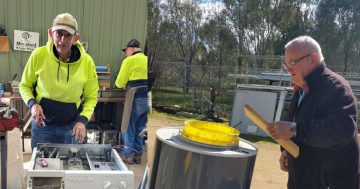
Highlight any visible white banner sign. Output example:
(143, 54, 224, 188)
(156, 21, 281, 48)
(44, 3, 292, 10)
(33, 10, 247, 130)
(14, 30, 39, 52)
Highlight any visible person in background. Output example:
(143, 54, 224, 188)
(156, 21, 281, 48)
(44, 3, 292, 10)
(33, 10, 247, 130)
(115, 39, 148, 164)
(267, 35, 359, 189)
(19, 13, 99, 149)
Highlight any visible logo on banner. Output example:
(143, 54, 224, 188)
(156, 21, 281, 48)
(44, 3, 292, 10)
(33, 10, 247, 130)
(14, 30, 39, 52)
(22, 32, 31, 40)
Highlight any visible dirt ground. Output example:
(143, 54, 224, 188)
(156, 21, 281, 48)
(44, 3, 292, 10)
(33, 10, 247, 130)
(148, 113, 288, 189)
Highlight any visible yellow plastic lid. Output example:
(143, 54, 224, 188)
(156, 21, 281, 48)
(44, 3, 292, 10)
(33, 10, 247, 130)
(180, 120, 240, 147)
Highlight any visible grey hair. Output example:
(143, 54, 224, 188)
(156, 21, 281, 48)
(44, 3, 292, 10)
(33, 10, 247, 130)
(285, 35, 324, 62)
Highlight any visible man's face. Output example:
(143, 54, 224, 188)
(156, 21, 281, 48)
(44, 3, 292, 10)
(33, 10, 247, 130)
(284, 49, 313, 87)
(124, 47, 133, 57)
(50, 29, 76, 56)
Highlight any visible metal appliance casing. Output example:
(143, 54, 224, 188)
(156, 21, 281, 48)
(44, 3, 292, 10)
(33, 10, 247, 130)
(230, 89, 278, 136)
(150, 127, 258, 189)
(26, 144, 133, 189)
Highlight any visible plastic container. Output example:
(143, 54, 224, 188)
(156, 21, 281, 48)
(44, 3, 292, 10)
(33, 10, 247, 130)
(0, 82, 4, 97)
(180, 120, 240, 147)
(96, 66, 108, 72)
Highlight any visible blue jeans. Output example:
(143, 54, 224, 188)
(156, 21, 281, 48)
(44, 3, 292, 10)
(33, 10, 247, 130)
(31, 121, 76, 149)
(123, 97, 148, 158)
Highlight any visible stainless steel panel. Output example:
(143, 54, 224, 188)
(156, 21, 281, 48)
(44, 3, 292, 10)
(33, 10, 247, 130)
(150, 127, 257, 189)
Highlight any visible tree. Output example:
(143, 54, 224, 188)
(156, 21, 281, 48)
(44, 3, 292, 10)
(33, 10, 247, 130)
(222, 0, 313, 70)
(159, 0, 203, 92)
(314, 0, 360, 73)
(272, 0, 314, 55)
(198, 15, 238, 91)
(147, 0, 162, 56)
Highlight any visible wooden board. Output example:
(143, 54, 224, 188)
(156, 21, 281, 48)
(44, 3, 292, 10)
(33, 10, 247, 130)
(243, 104, 299, 158)
(0, 128, 24, 188)
(0, 36, 9, 52)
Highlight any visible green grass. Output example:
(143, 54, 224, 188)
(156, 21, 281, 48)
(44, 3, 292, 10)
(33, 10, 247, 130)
(152, 86, 235, 116)
(240, 134, 276, 144)
(149, 109, 188, 122)
(152, 86, 184, 94)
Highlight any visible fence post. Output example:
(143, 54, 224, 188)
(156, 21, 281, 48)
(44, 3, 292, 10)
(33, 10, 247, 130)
(183, 63, 187, 109)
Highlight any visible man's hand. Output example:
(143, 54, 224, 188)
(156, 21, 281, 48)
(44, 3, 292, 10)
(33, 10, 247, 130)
(72, 122, 86, 144)
(279, 150, 289, 172)
(31, 104, 46, 127)
(267, 121, 293, 139)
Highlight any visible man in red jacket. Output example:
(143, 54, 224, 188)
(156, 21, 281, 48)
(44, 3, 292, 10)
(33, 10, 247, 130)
(268, 35, 359, 189)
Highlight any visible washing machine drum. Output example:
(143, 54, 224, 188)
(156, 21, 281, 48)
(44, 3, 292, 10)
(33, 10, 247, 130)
(150, 127, 258, 189)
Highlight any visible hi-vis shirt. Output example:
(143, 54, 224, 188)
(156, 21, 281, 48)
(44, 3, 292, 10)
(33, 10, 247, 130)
(115, 51, 148, 97)
(19, 40, 99, 125)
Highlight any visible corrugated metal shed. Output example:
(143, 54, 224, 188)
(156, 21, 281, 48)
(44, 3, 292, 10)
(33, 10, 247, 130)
(0, 0, 147, 84)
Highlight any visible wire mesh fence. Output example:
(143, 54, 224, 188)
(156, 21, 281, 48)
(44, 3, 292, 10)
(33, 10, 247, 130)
(151, 56, 287, 119)
(151, 56, 360, 119)
(152, 62, 230, 117)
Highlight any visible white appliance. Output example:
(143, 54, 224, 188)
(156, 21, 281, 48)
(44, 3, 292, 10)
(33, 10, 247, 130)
(26, 144, 133, 189)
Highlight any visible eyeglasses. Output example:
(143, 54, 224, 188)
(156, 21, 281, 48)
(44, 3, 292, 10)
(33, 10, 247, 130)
(282, 53, 311, 70)
(54, 31, 74, 40)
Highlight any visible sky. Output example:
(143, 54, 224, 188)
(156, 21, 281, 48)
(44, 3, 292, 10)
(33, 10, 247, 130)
(158, 0, 225, 23)
(199, 1, 225, 16)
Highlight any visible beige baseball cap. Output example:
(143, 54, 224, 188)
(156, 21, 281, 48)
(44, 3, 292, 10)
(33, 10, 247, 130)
(52, 13, 78, 35)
